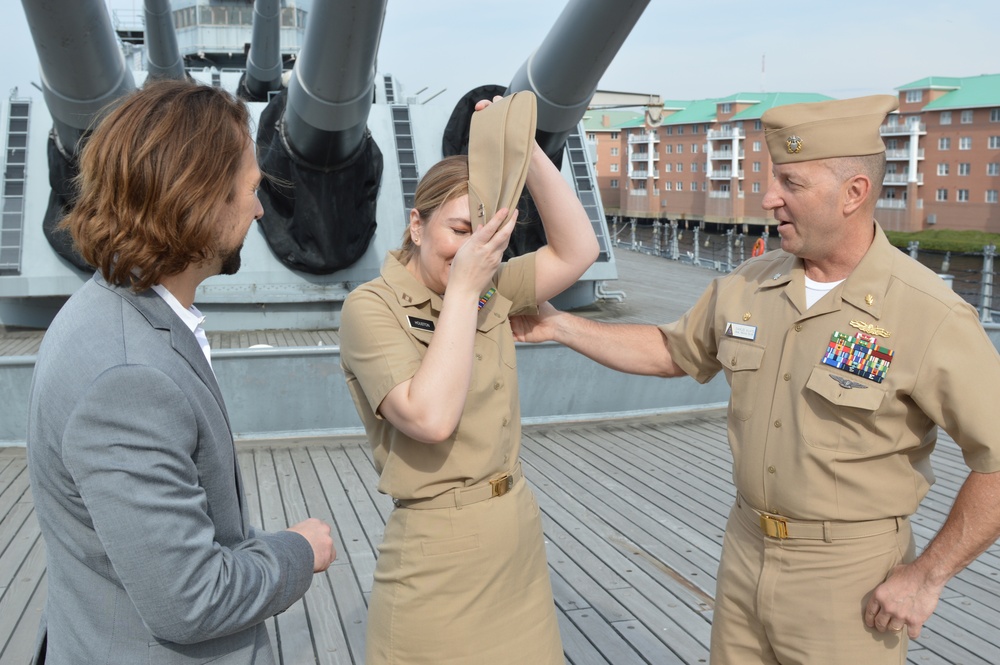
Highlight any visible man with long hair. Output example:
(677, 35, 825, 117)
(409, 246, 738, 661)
(26, 79, 335, 664)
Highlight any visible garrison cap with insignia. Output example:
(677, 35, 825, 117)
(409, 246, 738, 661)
(762, 95, 899, 164)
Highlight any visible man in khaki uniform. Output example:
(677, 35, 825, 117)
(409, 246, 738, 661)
(512, 95, 1000, 664)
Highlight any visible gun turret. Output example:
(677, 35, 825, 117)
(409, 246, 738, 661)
(255, 0, 388, 274)
(21, 0, 136, 156)
(144, 0, 186, 81)
(508, 0, 650, 160)
(282, 0, 387, 166)
(243, 0, 283, 101)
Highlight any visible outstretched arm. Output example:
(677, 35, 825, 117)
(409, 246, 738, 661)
(512, 301, 685, 378)
(865, 469, 1000, 639)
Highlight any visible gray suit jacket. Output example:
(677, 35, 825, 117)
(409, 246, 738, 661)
(26, 275, 314, 664)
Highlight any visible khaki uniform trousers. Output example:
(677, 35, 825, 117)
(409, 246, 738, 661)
(365, 477, 564, 665)
(710, 496, 916, 665)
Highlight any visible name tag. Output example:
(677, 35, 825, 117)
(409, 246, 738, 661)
(407, 316, 435, 332)
(724, 322, 757, 341)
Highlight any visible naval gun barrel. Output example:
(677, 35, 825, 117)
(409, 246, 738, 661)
(21, 0, 136, 155)
(283, 0, 388, 166)
(508, 0, 650, 158)
(243, 0, 283, 100)
(144, 0, 186, 81)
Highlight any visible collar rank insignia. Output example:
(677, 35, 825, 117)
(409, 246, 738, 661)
(821, 330, 894, 384)
(829, 373, 868, 390)
(785, 135, 803, 154)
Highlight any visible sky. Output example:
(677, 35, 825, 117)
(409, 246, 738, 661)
(3, 1, 998, 113)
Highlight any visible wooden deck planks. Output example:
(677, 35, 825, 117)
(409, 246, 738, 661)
(2, 415, 1000, 664)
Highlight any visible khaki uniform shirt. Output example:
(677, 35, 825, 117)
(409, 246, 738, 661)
(340, 250, 537, 501)
(661, 224, 1000, 521)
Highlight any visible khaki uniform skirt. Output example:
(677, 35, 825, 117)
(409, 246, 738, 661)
(365, 477, 563, 664)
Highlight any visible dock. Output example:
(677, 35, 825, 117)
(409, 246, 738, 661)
(3, 413, 1000, 663)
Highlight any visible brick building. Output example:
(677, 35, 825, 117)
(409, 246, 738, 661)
(585, 74, 1000, 233)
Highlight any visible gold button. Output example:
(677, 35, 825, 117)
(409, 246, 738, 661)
(768, 466, 776, 474)
(794, 324, 802, 332)
(774, 419, 782, 428)
(494, 382, 501, 390)
(783, 373, 791, 381)
(743, 312, 751, 321)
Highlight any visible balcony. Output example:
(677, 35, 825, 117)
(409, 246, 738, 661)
(631, 170, 660, 179)
(709, 170, 744, 180)
(708, 190, 732, 199)
(706, 128, 744, 140)
(875, 198, 924, 210)
(628, 132, 659, 145)
(709, 151, 744, 161)
(630, 152, 659, 162)
(881, 123, 926, 136)
(883, 173, 923, 185)
(885, 148, 924, 160)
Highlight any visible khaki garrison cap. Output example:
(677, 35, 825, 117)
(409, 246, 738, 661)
(467, 91, 537, 230)
(762, 95, 899, 164)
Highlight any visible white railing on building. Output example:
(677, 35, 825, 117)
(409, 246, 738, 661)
(709, 151, 744, 161)
(881, 123, 926, 135)
(628, 132, 659, 144)
(875, 199, 908, 209)
(708, 191, 732, 199)
(706, 128, 744, 140)
(883, 173, 923, 185)
(885, 149, 924, 160)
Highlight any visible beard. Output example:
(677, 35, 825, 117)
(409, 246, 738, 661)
(218, 242, 244, 276)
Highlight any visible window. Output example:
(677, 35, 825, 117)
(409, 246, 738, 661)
(610, 179, 618, 188)
(991, 109, 1000, 123)
(676, 144, 683, 154)
(692, 144, 698, 153)
(752, 182, 760, 193)
(906, 90, 922, 103)
(610, 163, 618, 172)
(677, 126, 685, 135)
(957, 189, 969, 202)
(691, 125, 698, 135)
(959, 163, 971, 176)
(753, 161, 761, 172)
(587, 133, 596, 141)
(987, 190, 998, 203)
(664, 163, 672, 173)
(665, 145, 673, 154)
(676, 163, 683, 172)
(610, 132, 619, 140)
(753, 141, 761, 152)
(988, 163, 1000, 176)
(754, 120, 762, 131)
(721, 103, 732, 113)
(938, 137, 951, 150)
(990, 136, 1000, 149)
(940, 111, 952, 125)
(959, 137, 972, 150)
(691, 163, 698, 172)
(961, 110, 974, 124)
(937, 163, 949, 176)
(668, 126, 676, 135)
(676, 182, 683, 191)
(936, 188, 948, 201)
(664, 182, 671, 191)
(886, 139, 898, 150)
(610, 147, 619, 156)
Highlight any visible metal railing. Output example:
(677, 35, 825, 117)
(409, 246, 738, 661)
(608, 218, 999, 322)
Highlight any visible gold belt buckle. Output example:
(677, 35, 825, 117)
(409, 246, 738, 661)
(760, 513, 789, 539)
(490, 473, 513, 498)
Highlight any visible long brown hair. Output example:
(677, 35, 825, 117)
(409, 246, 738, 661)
(398, 155, 470, 265)
(60, 79, 252, 290)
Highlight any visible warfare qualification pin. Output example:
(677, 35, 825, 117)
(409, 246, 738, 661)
(785, 135, 803, 154)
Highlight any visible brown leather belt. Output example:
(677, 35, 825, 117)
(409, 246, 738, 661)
(393, 462, 523, 510)
(737, 494, 904, 541)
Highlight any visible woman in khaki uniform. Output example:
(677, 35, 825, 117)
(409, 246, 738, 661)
(339, 97, 599, 665)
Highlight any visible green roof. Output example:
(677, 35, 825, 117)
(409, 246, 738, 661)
(897, 76, 962, 91)
(581, 109, 644, 132)
(729, 92, 833, 120)
(919, 74, 1000, 110)
(659, 98, 720, 125)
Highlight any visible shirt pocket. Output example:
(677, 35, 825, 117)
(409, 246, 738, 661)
(802, 365, 887, 454)
(717, 337, 765, 421)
